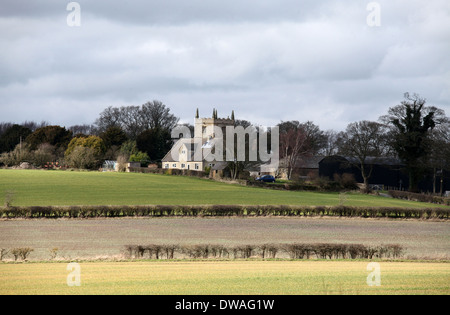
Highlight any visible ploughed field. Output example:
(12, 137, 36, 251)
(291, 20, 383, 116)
(1, 217, 449, 260)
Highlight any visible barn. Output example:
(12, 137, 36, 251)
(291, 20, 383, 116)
(318, 155, 450, 193)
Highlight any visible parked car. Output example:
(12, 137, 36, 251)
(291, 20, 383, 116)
(256, 175, 276, 183)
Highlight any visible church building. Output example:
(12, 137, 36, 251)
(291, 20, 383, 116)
(161, 109, 235, 172)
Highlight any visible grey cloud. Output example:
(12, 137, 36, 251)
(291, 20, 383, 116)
(0, 0, 449, 131)
(1, 0, 323, 24)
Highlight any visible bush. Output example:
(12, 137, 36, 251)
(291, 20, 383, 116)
(3, 190, 15, 208)
(334, 173, 358, 190)
(123, 243, 404, 261)
(49, 248, 59, 260)
(32, 143, 56, 168)
(65, 136, 106, 158)
(389, 190, 450, 205)
(129, 151, 150, 167)
(0, 249, 9, 261)
(0, 144, 33, 167)
(65, 146, 98, 169)
(10, 248, 34, 261)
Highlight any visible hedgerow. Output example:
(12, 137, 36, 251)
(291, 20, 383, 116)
(388, 190, 450, 206)
(124, 243, 405, 260)
(0, 205, 448, 219)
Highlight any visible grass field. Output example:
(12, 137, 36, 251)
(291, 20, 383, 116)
(1, 261, 449, 295)
(0, 169, 447, 208)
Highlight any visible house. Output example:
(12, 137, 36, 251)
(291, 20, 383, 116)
(162, 110, 233, 173)
(162, 109, 280, 178)
(278, 156, 324, 180)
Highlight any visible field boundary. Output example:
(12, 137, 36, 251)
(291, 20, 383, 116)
(0, 204, 449, 219)
(123, 243, 405, 260)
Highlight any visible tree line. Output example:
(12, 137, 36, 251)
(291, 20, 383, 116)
(277, 93, 449, 193)
(0, 100, 179, 170)
(0, 93, 449, 193)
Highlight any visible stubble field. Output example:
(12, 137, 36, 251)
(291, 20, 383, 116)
(1, 261, 449, 295)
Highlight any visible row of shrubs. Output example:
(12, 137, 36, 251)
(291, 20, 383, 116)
(1, 205, 448, 219)
(388, 190, 450, 206)
(0, 248, 34, 261)
(128, 167, 209, 178)
(247, 181, 319, 191)
(128, 167, 357, 192)
(248, 174, 358, 192)
(124, 243, 405, 260)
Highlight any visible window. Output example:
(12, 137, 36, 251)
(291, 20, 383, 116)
(172, 164, 177, 168)
(164, 164, 169, 169)
(181, 164, 185, 168)
(195, 164, 199, 170)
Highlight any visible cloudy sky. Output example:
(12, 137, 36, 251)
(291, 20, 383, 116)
(1, 0, 449, 131)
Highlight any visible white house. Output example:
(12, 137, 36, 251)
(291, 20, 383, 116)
(161, 110, 233, 172)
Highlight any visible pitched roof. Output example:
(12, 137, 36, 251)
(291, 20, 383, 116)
(279, 156, 324, 169)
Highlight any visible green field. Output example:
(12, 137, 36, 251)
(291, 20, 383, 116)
(0, 169, 446, 208)
(1, 261, 449, 295)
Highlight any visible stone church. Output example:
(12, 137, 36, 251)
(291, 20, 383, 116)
(161, 109, 234, 173)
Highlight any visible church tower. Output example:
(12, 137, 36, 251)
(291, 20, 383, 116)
(194, 108, 235, 144)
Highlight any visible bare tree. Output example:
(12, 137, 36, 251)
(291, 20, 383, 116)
(94, 101, 179, 140)
(0, 123, 13, 136)
(120, 105, 143, 140)
(279, 127, 311, 180)
(94, 106, 123, 134)
(140, 100, 179, 131)
(428, 117, 450, 194)
(321, 130, 340, 156)
(69, 124, 97, 136)
(21, 121, 50, 132)
(300, 121, 327, 155)
(338, 120, 389, 193)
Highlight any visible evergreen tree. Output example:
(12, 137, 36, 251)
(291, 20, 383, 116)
(382, 93, 440, 192)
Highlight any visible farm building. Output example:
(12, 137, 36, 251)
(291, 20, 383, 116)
(102, 160, 118, 172)
(319, 155, 450, 193)
(278, 156, 323, 180)
(102, 160, 142, 172)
